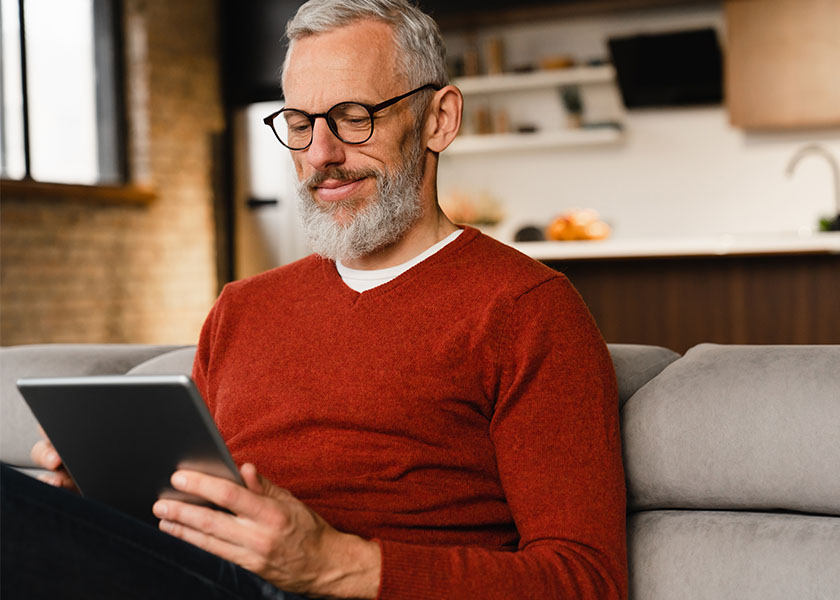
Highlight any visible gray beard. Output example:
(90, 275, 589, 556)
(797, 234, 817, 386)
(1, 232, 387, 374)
(296, 139, 425, 262)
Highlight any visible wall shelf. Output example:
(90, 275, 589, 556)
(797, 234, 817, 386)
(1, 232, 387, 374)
(448, 65, 624, 154)
(446, 127, 622, 155)
(454, 65, 615, 95)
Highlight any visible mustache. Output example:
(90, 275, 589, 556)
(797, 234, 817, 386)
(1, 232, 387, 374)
(302, 167, 381, 189)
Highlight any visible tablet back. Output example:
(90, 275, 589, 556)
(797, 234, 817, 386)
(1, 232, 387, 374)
(17, 375, 242, 525)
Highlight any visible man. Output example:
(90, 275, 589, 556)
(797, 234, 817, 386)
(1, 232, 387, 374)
(13, 0, 626, 598)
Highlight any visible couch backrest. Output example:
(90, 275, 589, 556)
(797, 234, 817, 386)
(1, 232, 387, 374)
(125, 347, 197, 376)
(606, 344, 680, 406)
(1, 343, 676, 469)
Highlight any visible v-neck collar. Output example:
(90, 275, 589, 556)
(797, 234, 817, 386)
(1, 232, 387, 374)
(320, 226, 480, 303)
(336, 229, 463, 293)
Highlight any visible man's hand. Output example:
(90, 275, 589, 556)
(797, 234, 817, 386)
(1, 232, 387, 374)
(152, 464, 381, 599)
(30, 435, 78, 492)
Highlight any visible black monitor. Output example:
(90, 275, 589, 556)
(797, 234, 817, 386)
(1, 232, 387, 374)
(608, 28, 723, 109)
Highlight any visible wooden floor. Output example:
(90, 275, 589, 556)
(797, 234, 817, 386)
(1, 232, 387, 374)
(545, 253, 840, 354)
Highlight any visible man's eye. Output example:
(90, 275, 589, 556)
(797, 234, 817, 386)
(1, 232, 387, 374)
(338, 115, 370, 127)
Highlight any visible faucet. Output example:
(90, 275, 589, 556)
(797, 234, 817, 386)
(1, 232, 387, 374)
(786, 144, 840, 230)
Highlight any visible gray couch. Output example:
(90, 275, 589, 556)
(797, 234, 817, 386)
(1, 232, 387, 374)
(1, 342, 838, 598)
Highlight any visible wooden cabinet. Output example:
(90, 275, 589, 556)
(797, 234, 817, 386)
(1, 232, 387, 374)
(725, 0, 840, 129)
(546, 253, 840, 353)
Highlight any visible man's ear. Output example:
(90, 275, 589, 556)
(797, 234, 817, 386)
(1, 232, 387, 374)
(425, 85, 463, 153)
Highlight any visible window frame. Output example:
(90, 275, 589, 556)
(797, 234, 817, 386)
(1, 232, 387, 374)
(0, 0, 149, 202)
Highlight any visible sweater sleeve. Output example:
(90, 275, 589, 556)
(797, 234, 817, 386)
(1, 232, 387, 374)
(376, 276, 627, 599)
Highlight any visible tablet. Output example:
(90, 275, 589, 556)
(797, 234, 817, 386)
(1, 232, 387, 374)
(17, 374, 243, 525)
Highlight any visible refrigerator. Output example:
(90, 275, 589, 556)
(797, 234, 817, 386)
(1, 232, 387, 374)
(231, 101, 311, 280)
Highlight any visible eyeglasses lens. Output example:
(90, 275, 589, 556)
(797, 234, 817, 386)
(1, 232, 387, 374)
(329, 103, 373, 143)
(280, 110, 312, 149)
(274, 103, 373, 149)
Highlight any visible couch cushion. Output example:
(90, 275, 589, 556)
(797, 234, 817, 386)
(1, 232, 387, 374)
(622, 343, 840, 515)
(629, 510, 840, 600)
(606, 344, 680, 406)
(126, 347, 197, 376)
(0, 344, 187, 467)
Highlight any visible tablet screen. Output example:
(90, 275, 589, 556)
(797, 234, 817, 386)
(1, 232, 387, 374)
(17, 375, 243, 525)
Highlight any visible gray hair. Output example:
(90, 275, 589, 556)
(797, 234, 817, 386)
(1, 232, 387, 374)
(282, 0, 449, 93)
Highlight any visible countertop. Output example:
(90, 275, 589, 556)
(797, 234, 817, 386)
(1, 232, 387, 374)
(507, 231, 840, 260)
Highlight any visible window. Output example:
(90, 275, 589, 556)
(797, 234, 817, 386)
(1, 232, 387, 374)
(0, 0, 124, 185)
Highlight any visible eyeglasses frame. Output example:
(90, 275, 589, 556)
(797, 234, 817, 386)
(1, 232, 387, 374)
(263, 83, 442, 150)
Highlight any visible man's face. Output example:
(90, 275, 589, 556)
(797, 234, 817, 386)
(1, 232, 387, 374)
(282, 20, 428, 261)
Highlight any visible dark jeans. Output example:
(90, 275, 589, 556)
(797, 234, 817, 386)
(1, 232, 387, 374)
(0, 464, 306, 600)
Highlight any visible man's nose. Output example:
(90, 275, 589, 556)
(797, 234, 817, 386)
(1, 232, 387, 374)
(305, 118, 345, 171)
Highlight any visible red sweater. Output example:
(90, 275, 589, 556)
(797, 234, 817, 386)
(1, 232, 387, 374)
(193, 226, 627, 599)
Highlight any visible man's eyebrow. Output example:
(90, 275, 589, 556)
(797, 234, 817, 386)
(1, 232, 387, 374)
(284, 97, 380, 112)
(339, 95, 387, 107)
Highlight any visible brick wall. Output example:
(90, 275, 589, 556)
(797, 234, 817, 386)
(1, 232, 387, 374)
(0, 0, 224, 345)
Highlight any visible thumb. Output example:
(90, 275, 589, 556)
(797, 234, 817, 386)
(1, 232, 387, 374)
(239, 463, 267, 494)
(239, 463, 295, 501)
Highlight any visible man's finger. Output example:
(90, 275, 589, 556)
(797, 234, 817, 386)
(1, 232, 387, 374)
(240, 463, 267, 494)
(239, 463, 295, 503)
(168, 471, 263, 518)
(157, 515, 251, 567)
(37, 471, 75, 489)
(153, 498, 267, 555)
(153, 499, 231, 538)
(30, 439, 62, 470)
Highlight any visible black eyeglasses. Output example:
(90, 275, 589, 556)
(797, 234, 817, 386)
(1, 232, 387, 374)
(263, 83, 441, 151)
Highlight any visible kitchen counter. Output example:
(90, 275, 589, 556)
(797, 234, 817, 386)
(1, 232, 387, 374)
(509, 231, 840, 260)
(515, 235, 840, 352)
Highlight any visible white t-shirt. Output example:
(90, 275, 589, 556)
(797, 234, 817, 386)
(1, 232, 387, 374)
(336, 229, 463, 293)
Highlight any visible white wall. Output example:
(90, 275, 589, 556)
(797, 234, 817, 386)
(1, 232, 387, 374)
(438, 3, 840, 240)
